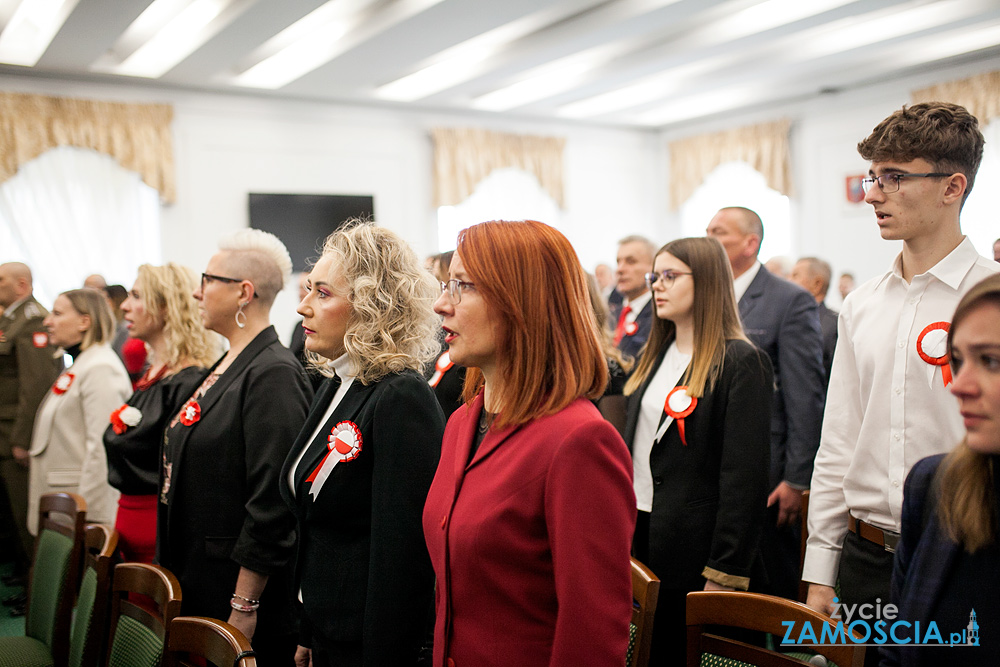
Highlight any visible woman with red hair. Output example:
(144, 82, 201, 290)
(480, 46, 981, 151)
(423, 220, 636, 667)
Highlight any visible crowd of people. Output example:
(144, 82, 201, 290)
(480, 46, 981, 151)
(0, 100, 998, 667)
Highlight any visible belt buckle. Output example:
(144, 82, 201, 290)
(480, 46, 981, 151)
(883, 531, 899, 553)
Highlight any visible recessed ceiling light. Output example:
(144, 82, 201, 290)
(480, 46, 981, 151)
(0, 0, 82, 67)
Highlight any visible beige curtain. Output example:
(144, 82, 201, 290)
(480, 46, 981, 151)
(668, 120, 791, 210)
(432, 127, 566, 208)
(0, 92, 175, 203)
(912, 70, 1000, 125)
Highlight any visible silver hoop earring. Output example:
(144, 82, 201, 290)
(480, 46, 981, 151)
(235, 302, 247, 329)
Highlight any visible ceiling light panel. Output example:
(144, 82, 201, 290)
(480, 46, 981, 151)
(0, 0, 82, 66)
(91, 0, 255, 78)
(231, 0, 445, 89)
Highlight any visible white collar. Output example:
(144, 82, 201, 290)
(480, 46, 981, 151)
(732, 261, 762, 302)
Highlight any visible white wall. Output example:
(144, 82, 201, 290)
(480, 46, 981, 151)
(0, 75, 663, 339)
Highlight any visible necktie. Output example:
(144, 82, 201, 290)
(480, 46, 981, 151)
(613, 304, 632, 345)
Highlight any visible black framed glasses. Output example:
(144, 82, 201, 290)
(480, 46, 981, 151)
(200, 273, 258, 297)
(860, 172, 952, 194)
(645, 270, 692, 289)
(439, 279, 476, 304)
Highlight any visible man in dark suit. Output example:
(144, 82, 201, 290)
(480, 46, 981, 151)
(0, 262, 61, 599)
(707, 207, 825, 601)
(790, 257, 839, 386)
(608, 235, 655, 363)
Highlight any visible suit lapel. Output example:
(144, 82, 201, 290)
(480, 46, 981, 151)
(280, 376, 339, 506)
(623, 343, 670, 449)
(739, 267, 769, 321)
(295, 379, 377, 498)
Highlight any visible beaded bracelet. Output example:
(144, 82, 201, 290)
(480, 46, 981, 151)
(232, 593, 260, 604)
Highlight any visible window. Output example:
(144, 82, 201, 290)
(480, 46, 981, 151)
(0, 146, 161, 304)
(962, 119, 1000, 258)
(679, 161, 792, 261)
(437, 168, 561, 251)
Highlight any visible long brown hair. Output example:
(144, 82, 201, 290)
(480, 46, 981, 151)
(458, 220, 607, 427)
(937, 274, 1000, 551)
(624, 237, 747, 397)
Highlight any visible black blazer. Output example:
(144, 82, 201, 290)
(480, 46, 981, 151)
(738, 266, 825, 488)
(609, 298, 653, 362)
(625, 339, 773, 590)
(280, 369, 444, 665)
(157, 327, 312, 635)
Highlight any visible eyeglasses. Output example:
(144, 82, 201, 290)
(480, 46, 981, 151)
(439, 279, 476, 304)
(200, 273, 259, 298)
(860, 172, 952, 194)
(645, 270, 692, 289)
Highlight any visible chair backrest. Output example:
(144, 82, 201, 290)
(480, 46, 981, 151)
(68, 524, 118, 667)
(26, 492, 87, 665)
(105, 563, 182, 667)
(164, 617, 257, 667)
(686, 591, 866, 667)
(798, 489, 810, 603)
(628, 556, 661, 667)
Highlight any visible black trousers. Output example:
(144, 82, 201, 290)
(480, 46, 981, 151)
(760, 504, 802, 601)
(838, 529, 894, 667)
(311, 639, 363, 667)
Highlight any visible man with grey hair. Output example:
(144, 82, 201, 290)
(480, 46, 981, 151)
(707, 206, 825, 602)
(790, 257, 839, 385)
(0, 262, 61, 597)
(609, 235, 656, 362)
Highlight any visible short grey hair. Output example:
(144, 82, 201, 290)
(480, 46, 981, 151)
(217, 229, 293, 306)
(617, 235, 656, 261)
(798, 257, 833, 297)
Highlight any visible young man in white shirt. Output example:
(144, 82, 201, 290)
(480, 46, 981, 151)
(803, 103, 999, 656)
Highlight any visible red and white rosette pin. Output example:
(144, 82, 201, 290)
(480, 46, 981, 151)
(306, 420, 363, 499)
(52, 373, 75, 395)
(110, 405, 142, 434)
(428, 350, 454, 388)
(625, 321, 639, 336)
(32, 332, 48, 348)
(664, 386, 697, 446)
(916, 321, 951, 387)
(178, 400, 201, 426)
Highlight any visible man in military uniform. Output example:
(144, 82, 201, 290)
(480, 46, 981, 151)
(0, 263, 61, 593)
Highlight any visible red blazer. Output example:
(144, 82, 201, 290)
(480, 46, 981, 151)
(423, 395, 636, 667)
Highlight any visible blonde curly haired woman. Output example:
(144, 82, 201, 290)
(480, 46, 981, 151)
(281, 220, 445, 667)
(102, 263, 218, 562)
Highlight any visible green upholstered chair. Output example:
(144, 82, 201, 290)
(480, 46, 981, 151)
(67, 525, 118, 667)
(164, 617, 257, 667)
(685, 591, 865, 667)
(104, 563, 182, 667)
(0, 492, 87, 667)
(628, 556, 660, 667)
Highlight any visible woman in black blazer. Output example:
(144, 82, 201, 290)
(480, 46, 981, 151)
(280, 220, 444, 667)
(157, 230, 312, 666)
(623, 237, 773, 663)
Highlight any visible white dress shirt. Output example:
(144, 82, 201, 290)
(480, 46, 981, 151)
(732, 261, 762, 302)
(802, 237, 1000, 586)
(632, 342, 691, 512)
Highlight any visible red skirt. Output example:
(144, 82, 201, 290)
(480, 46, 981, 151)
(115, 494, 157, 563)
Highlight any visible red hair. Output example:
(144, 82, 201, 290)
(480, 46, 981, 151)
(459, 220, 607, 427)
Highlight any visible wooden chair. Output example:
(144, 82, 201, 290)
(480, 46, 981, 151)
(104, 563, 182, 667)
(67, 524, 118, 667)
(0, 492, 87, 667)
(164, 617, 257, 667)
(628, 556, 660, 667)
(798, 489, 810, 603)
(686, 591, 865, 667)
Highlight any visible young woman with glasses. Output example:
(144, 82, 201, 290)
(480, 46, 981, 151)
(623, 236, 774, 663)
(423, 219, 636, 667)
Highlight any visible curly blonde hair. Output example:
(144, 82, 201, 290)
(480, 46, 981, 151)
(135, 263, 220, 368)
(309, 220, 440, 384)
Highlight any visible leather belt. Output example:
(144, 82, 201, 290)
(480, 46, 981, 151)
(848, 515, 900, 553)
